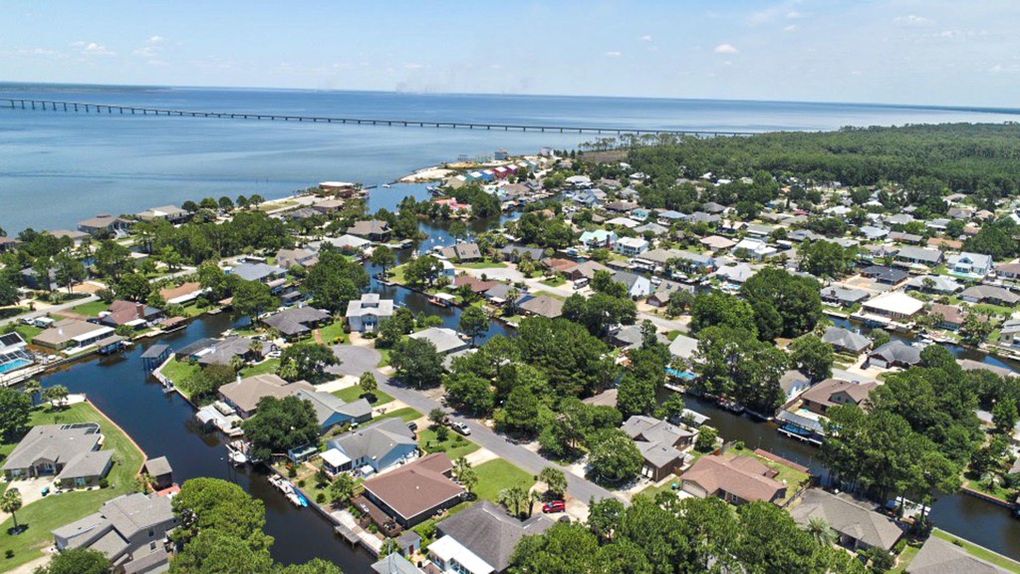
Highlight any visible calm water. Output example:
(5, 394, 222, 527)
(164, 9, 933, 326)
(3, 83, 1020, 232)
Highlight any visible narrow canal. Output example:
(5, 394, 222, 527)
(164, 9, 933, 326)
(29, 182, 1020, 569)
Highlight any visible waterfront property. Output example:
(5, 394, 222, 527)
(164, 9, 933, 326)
(33, 318, 115, 351)
(262, 306, 331, 340)
(346, 293, 395, 333)
(218, 373, 370, 429)
(52, 492, 177, 572)
(361, 453, 465, 528)
(430, 500, 554, 574)
(621, 415, 697, 481)
(326, 417, 418, 475)
(681, 454, 788, 505)
(408, 327, 469, 355)
(908, 532, 1018, 573)
(790, 489, 903, 552)
(2, 422, 114, 487)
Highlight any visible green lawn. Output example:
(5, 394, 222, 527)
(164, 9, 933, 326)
(71, 301, 109, 317)
(332, 385, 394, 406)
(458, 261, 507, 270)
(0, 402, 145, 570)
(932, 529, 1020, 573)
(160, 358, 200, 387)
(729, 446, 810, 504)
(11, 324, 43, 342)
(472, 459, 535, 503)
(418, 428, 479, 460)
(240, 358, 281, 377)
(388, 264, 408, 285)
(539, 276, 566, 287)
(372, 407, 422, 423)
(318, 321, 348, 345)
(891, 542, 922, 573)
(376, 348, 391, 368)
(180, 303, 214, 318)
(964, 478, 1014, 503)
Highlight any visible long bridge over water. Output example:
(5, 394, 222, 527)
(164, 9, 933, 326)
(3, 97, 755, 137)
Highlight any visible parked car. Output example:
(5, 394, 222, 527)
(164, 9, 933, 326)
(542, 500, 566, 513)
(407, 422, 418, 432)
(451, 421, 471, 436)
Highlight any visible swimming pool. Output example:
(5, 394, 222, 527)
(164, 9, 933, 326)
(0, 358, 33, 374)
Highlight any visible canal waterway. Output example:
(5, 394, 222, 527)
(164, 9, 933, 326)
(30, 183, 1020, 567)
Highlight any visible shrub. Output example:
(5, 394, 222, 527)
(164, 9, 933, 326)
(98, 478, 109, 489)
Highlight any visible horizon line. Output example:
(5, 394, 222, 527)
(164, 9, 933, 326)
(1, 80, 1019, 117)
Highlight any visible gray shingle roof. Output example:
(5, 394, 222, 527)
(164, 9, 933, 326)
(2, 423, 103, 472)
(909, 535, 1011, 574)
(790, 489, 903, 551)
(328, 418, 416, 464)
(437, 501, 555, 572)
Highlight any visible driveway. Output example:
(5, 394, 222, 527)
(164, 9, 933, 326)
(327, 345, 381, 377)
(375, 372, 625, 505)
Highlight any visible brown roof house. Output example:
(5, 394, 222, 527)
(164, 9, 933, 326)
(681, 454, 787, 505)
(800, 378, 878, 415)
(97, 300, 164, 329)
(347, 219, 391, 241)
(362, 453, 465, 528)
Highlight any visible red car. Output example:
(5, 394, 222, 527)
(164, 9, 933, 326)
(542, 500, 566, 513)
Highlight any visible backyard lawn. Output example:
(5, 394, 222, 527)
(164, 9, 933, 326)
(71, 301, 109, 317)
(472, 459, 535, 503)
(457, 261, 507, 270)
(240, 358, 281, 378)
(418, 428, 479, 460)
(160, 357, 200, 388)
(0, 402, 144, 570)
(332, 385, 394, 406)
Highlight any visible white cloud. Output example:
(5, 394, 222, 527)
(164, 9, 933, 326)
(786, 10, 803, 19)
(71, 41, 115, 56)
(605, 51, 622, 58)
(639, 35, 653, 42)
(894, 14, 933, 27)
(404, 62, 424, 70)
(714, 43, 738, 54)
(784, 24, 798, 32)
(147, 35, 165, 45)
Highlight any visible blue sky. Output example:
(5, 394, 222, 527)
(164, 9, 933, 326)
(1, 1, 1018, 107)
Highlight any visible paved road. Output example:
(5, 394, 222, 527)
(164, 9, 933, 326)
(375, 372, 624, 505)
(0, 294, 99, 328)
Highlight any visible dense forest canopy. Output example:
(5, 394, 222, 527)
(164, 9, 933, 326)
(626, 123, 1020, 197)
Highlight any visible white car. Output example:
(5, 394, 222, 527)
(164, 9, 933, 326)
(451, 421, 471, 436)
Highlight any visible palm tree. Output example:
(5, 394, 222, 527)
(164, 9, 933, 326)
(1, 488, 23, 533)
(22, 380, 42, 404)
(497, 484, 530, 518)
(805, 516, 836, 547)
(452, 458, 477, 497)
(43, 385, 69, 409)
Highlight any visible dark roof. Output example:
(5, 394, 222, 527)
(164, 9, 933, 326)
(861, 265, 909, 283)
(140, 344, 170, 359)
(437, 500, 555, 572)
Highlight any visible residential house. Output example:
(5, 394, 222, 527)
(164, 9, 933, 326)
(630, 248, 677, 274)
(960, 285, 1020, 306)
(610, 324, 668, 350)
(681, 455, 787, 505)
(820, 286, 869, 307)
(311, 198, 345, 214)
(779, 370, 812, 402)
(929, 303, 968, 331)
(517, 295, 564, 319)
(362, 453, 465, 528)
(668, 334, 699, 364)
(0, 333, 32, 373)
(33, 319, 115, 350)
(0, 236, 20, 253)
(97, 300, 163, 330)
(135, 205, 189, 223)
(431, 500, 554, 574)
(263, 306, 332, 340)
(612, 270, 653, 299)
(861, 291, 925, 321)
(372, 553, 425, 574)
(858, 226, 889, 241)
(276, 248, 319, 269)
(440, 242, 482, 262)
(181, 336, 262, 367)
(700, 235, 736, 252)
(605, 200, 638, 213)
(579, 229, 617, 249)
(821, 327, 872, 355)
(905, 275, 963, 295)
(867, 341, 922, 369)
(860, 265, 909, 285)
(948, 252, 993, 278)
(656, 210, 686, 225)
(346, 294, 396, 333)
(733, 238, 776, 260)
(615, 236, 649, 257)
(52, 493, 176, 572)
(713, 262, 757, 289)
(908, 535, 1012, 574)
(670, 251, 716, 275)
(2, 423, 113, 487)
(888, 231, 923, 245)
(634, 222, 669, 237)
(452, 274, 497, 295)
(348, 220, 392, 241)
(499, 244, 544, 263)
(790, 489, 903, 552)
(647, 280, 695, 308)
(998, 319, 1020, 349)
(218, 373, 371, 428)
(409, 327, 469, 355)
(622, 415, 697, 481)
(566, 260, 611, 282)
(322, 234, 373, 253)
(78, 214, 132, 236)
(326, 418, 418, 475)
(158, 282, 205, 306)
(994, 262, 1020, 281)
(894, 246, 943, 268)
(800, 378, 878, 415)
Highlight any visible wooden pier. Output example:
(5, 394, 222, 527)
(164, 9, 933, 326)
(3, 97, 756, 137)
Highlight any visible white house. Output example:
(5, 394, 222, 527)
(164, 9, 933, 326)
(947, 252, 993, 279)
(346, 293, 395, 333)
(615, 237, 649, 257)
